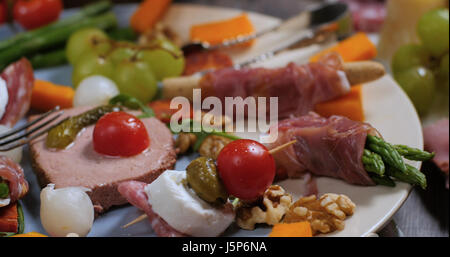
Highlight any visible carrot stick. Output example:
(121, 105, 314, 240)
(31, 80, 75, 112)
(310, 32, 377, 62)
(130, 0, 172, 34)
(314, 85, 365, 121)
(269, 221, 313, 237)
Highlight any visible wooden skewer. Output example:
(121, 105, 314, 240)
(268, 139, 297, 155)
(122, 213, 148, 229)
(162, 61, 386, 100)
(121, 139, 298, 229)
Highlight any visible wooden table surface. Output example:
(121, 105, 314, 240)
(65, 0, 449, 237)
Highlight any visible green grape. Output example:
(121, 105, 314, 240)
(440, 53, 449, 78)
(394, 66, 436, 115)
(72, 53, 115, 88)
(392, 44, 431, 73)
(66, 28, 112, 65)
(113, 60, 158, 103)
(417, 8, 449, 57)
(137, 38, 185, 81)
(108, 47, 137, 65)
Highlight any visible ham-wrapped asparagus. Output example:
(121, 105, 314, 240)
(267, 113, 433, 188)
(0, 156, 29, 207)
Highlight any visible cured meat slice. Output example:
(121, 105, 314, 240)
(267, 113, 378, 186)
(199, 53, 350, 119)
(339, 0, 386, 32)
(0, 156, 29, 204)
(423, 119, 449, 188)
(118, 181, 186, 237)
(0, 58, 34, 127)
(0, 203, 19, 233)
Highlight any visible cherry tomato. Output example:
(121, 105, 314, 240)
(148, 100, 192, 124)
(93, 112, 150, 157)
(13, 0, 63, 30)
(0, 1, 7, 25)
(217, 139, 275, 201)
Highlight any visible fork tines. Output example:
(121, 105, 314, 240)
(0, 107, 64, 152)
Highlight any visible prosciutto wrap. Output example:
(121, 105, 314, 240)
(199, 53, 350, 119)
(117, 181, 186, 237)
(0, 156, 29, 205)
(0, 58, 34, 127)
(267, 113, 379, 186)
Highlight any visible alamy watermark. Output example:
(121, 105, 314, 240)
(169, 89, 279, 143)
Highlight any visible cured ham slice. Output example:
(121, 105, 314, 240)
(339, 0, 386, 32)
(117, 181, 186, 237)
(0, 156, 29, 204)
(267, 113, 378, 186)
(0, 58, 34, 127)
(0, 203, 19, 233)
(199, 53, 350, 119)
(423, 119, 449, 188)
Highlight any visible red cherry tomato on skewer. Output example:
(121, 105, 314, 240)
(217, 139, 276, 201)
(13, 0, 63, 30)
(93, 112, 150, 157)
(0, 1, 8, 25)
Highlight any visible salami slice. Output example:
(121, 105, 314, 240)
(117, 181, 186, 237)
(0, 58, 34, 127)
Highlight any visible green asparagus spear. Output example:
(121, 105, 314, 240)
(393, 145, 435, 161)
(370, 174, 396, 187)
(386, 164, 427, 189)
(0, 0, 112, 52)
(366, 135, 407, 173)
(29, 48, 67, 69)
(0, 182, 9, 198)
(362, 149, 386, 176)
(0, 12, 118, 70)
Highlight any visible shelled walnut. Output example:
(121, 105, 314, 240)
(175, 133, 197, 154)
(283, 193, 356, 235)
(198, 135, 233, 159)
(236, 185, 292, 230)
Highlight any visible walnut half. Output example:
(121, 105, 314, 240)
(283, 193, 356, 235)
(236, 185, 292, 230)
(198, 135, 233, 159)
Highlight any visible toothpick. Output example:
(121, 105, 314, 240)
(122, 214, 148, 229)
(268, 140, 297, 155)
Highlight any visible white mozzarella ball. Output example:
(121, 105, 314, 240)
(0, 125, 22, 163)
(0, 77, 9, 120)
(40, 184, 94, 237)
(73, 75, 119, 107)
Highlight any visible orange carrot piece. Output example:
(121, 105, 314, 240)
(31, 80, 75, 112)
(10, 232, 48, 237)
(269, 222, 313, 237)
(190, 14, 255, 46)
(315, 85, 365, 121)
(130, 0, 172, 34)
(310, 32, 377, 62)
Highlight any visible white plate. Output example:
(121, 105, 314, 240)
(16, 3, 422, 237)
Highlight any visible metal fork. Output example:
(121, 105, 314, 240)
(0, 107, 64, 151)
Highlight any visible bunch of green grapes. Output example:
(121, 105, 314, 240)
(392, 8, 449, 116)
(66, 28, 185, 103)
